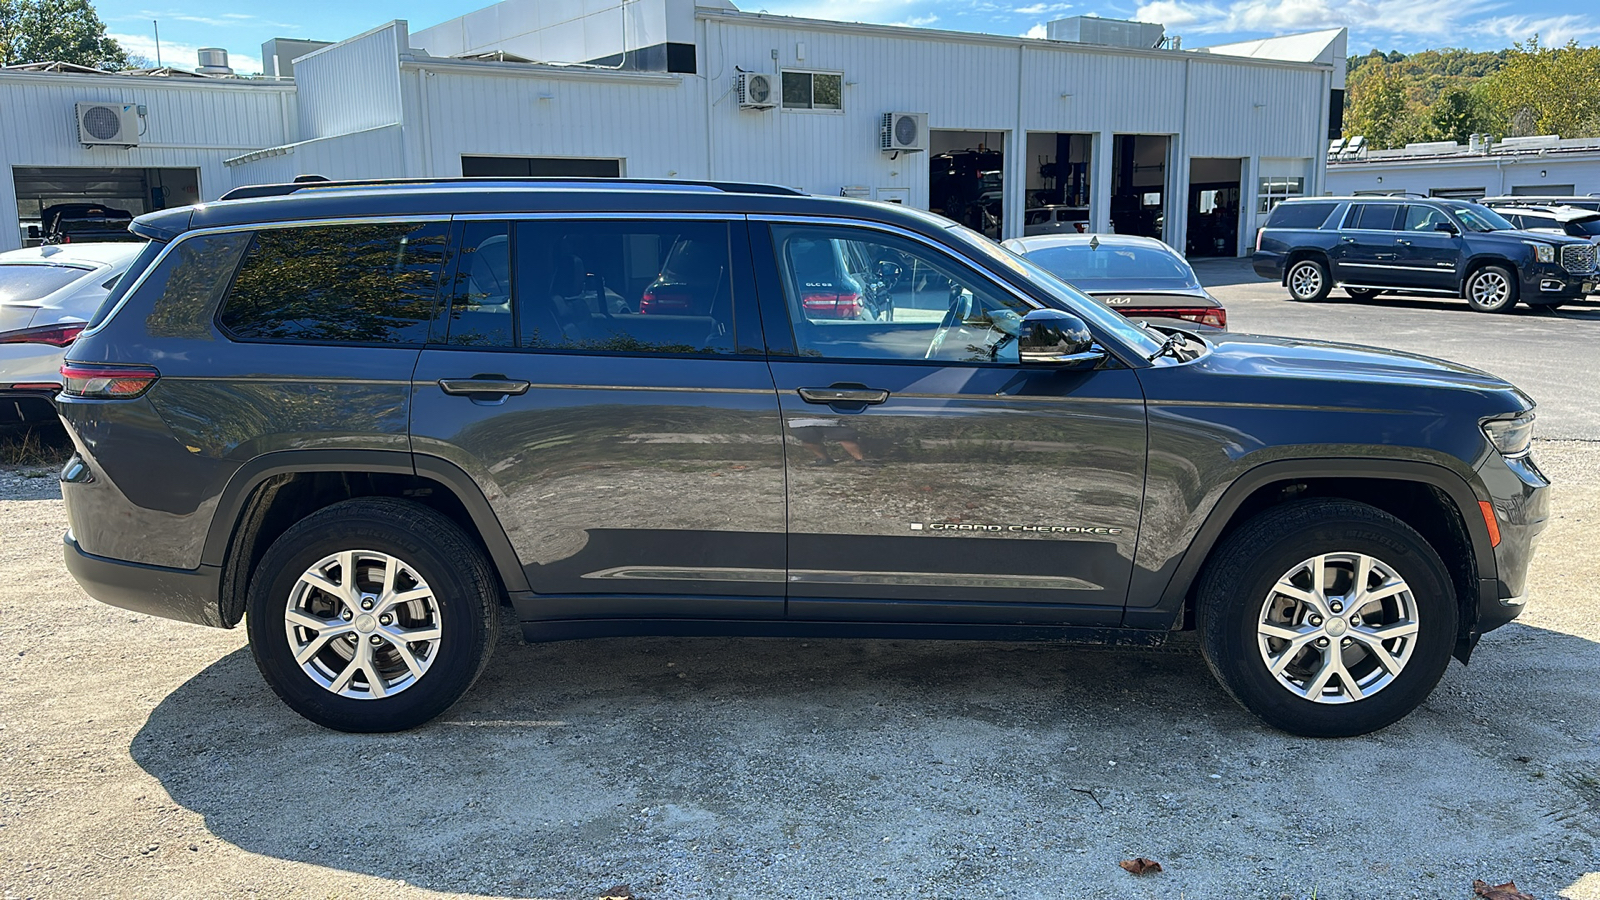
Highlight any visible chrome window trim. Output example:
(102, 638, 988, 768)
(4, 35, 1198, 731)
(78, 215, 452, 339)
(749, 213, 1148, 367)
(452, 212, 747, 222)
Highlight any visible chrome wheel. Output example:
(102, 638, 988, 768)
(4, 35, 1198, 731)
(1289, 263, 1323, 299)
(1256, 552, 1419, 704)
(283, 550, 442, 699)
(1468, 270, 1512, 310)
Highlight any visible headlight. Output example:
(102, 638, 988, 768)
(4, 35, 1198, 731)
(1482, 411, 1535, 459)
(1523, 241, 1555, 263)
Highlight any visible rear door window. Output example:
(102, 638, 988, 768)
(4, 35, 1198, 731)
(1348, 204, 1402, 231)
(219, 221, 449, 344)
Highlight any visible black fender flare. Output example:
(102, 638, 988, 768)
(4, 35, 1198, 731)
(201, 449, 529, 593)
(1125, 457, 1496, 629)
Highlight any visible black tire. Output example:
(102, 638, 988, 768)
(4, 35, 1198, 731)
(1464, 264, 1518, 313)
(1344, 287, 1383, 301)
(1196, 499, 1458, 738)
(1285, 258, 1332, 302)
(245, 498, 499, 733)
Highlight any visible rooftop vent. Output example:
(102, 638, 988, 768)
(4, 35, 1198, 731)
(195, 48, 233, 76)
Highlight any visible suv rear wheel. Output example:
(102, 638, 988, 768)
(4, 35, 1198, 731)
(245, 498, 499, 732)
(1196, 499, 1457, 737)
(1286, 258, 1332, 302)
(1464, 264, 1518, 313)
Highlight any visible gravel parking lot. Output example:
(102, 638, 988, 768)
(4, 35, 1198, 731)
(3, 269, 1598, 900)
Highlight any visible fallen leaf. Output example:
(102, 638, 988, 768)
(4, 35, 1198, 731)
(1119, 857, 1163, 875)
(1473, 879, 1536, 900)
(598, 885, 635, 900)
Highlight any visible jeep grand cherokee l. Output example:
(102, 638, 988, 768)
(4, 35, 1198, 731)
(59, 178, 1549, 737)
(1253, 196, 1596, 311)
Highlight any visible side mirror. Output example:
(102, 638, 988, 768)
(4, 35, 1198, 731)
(1018, 309, 1104, 368)
(26, 225, 39, 239)
(1434, 221, 1459, 235)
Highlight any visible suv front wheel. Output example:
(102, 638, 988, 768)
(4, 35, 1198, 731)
(245, 498, 499, 732)
(1464, 264, 1518, 313)
(1286, 258, 1332, 302)
(1196, 499, 1457, 737)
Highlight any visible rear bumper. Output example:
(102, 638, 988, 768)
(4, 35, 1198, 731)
(63, 533, 225, 628)
(1251, 252, 1284, 282)
(0, 387, 58, 425)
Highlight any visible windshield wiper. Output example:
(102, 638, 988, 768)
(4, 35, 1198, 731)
(1147, 330, 1191, 362)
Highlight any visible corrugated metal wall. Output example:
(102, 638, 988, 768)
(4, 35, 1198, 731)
(1328, 156, 1600, 198)
(0, 73, 295, 251)
(293, 22, 406, 140)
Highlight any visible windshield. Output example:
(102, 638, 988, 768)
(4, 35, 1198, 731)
(1020, 242, 1201, 291)
(1572, 218, 1600, 236)
(947, 225, 1167, 357)
(0, 264, 92, 304)
(1450, 203, 1515, 232)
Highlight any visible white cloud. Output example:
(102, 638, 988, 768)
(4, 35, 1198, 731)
(109, 32, 264, 75)
(1024, 22, 1050, 37)
(1474, 14, 1600, 46)
(1133, 0, 1501, 42)
(1015, 2, 1074, 14)
(889, 14, 942, 26)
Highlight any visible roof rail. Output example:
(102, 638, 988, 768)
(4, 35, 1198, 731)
(219, 177, 805, 202)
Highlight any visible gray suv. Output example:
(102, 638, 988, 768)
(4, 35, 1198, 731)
(60, 178, 1549, 737)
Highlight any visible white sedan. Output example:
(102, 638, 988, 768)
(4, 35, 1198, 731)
(1, 242, 145, 425)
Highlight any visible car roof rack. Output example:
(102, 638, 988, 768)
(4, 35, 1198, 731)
(219, 176, 806, 202)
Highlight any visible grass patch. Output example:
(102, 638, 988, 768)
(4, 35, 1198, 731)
(0, 422, 72, 468)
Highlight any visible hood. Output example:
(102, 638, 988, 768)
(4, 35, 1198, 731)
(1178, 332, 1533, 414)
(1483, 228, 1593, 247)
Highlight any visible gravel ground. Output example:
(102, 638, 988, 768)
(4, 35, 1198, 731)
(1, 439, 1597, 900)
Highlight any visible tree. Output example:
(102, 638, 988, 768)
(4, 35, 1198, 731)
(1345, 63, 1409, 148)
(1417, 85, 1495, 144)
(0, 0, 127, 70)
(1484, 37, 1600, 138)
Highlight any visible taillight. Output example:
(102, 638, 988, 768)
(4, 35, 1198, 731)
(640, 289, 693, 314)
(1255, 228, 1264, 252)
(801, 291, 861, 318)
(59, 363, 159, 399)
(1120, 307, 1227, 329)
(0, 321, 87, 347)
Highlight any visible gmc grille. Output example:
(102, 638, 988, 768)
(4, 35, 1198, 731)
(1560, 242, 1597, 274)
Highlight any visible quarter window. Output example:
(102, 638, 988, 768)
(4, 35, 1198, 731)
(770, 224, 1031, 363)
(781, 71, 843, 110)
(513, 220, 735, 355)
(219, 222, 448, 344)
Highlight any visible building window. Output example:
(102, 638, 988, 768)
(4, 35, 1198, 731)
(781, 71, 843, 110)
(1257, 176, 1305, 213)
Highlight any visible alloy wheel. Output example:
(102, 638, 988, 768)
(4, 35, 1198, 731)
(1470, 270, 1512, 309)
(1289, 263, 1323, 299)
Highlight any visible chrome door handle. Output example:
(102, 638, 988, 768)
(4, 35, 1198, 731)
(438, 377, 531, 396)
(798, 387, 890, 405)
(1340, 236, 1357, 243)
(1396, 238, 1412, 245)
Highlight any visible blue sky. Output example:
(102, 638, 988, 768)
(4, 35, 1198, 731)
(93, 0, 1598, 75)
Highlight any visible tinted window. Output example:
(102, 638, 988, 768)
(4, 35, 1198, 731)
(143, 232, 254, 339)
(0, 264, 90, 303)
(1350, 204, 1402, 230)
(1402, 205, 1451, 232)
(220, 222, 448, 344)
(87, 240, 163, 330)
(514, 220, 735, 355)
(1572, 218, 1600, 236)
(1265, 202, 1337, 229)
(443, 221, 513, 347)
(1021, 242, 1199, 291)
(772, 224, 1031, 363)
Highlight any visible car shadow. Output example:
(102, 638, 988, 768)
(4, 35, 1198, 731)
(130, 622, 1600, 897)
(1315, 292, 1600, 319)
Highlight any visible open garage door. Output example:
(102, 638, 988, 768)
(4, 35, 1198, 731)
(13, 166, 199, 247)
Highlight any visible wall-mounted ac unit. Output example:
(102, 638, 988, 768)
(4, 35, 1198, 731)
(881, 112, 927, 153)
(76, 102, 139, 147)
(736, 72, 777, 110)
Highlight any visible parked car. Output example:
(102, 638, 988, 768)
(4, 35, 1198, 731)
(1254, 196, 1597, 311)
(61, 177, 1547, 739)
(1482, 195, 1600, 213)
(0, 242, 143, 424)
(1023, 205, 1091, 236)
(1493, 205, 1600, 246)
(1002, 233, 1225, 330)
(32, 203, 139, 245)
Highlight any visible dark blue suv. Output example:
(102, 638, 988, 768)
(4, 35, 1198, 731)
(58, 179, 1549, 737)
(1253, 196, 1596, 311)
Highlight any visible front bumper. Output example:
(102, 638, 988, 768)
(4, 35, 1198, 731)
(1520, 262, 1593, 302)
(1471, 451, 1552, 636)
(63, 533, 225, 628)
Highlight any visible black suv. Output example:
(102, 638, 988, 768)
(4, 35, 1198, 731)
(1253, 196, 1597, 311)
(60, 178, 1549, 737)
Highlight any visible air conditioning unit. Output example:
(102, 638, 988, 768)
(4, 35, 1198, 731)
(736, 72, 777, 110)
(76, 102, 140, 147)
(880, 112, 928, 153)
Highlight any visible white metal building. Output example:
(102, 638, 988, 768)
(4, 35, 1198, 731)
(1326, 135, 1600, 201)
(2, 0, 1344, 257)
